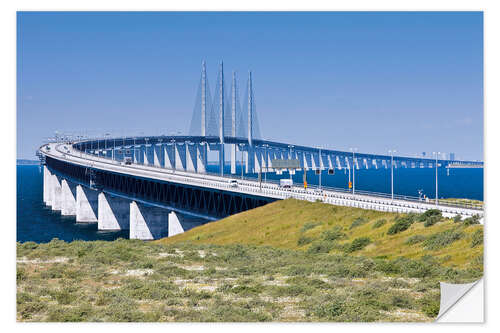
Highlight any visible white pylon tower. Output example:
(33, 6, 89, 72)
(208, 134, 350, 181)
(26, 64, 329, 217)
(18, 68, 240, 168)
(201, 60, 206, 137)
(248, 71, 253, 146)
(219, 61, 225, 176)
(231, 71, 237, 174)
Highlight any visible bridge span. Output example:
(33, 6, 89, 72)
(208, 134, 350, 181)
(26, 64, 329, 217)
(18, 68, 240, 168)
(37, 61, 483, 240)
(39, 136, 483, 240)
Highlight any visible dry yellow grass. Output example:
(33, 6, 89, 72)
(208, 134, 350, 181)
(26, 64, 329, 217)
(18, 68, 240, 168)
(157, 199, 483, 269)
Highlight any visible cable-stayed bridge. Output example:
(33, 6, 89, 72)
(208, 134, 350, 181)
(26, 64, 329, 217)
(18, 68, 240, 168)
(38, 61, 483, 240)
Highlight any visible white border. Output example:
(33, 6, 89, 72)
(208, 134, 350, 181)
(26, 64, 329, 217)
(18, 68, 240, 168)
(3, 1, 499, 331)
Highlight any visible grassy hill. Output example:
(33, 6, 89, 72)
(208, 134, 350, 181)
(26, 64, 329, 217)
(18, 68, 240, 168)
(157, 199, 483, 270)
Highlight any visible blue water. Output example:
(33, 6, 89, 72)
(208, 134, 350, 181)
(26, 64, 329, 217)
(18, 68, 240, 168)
(17, 165, 128, 243)
(17, 164, 483, 243)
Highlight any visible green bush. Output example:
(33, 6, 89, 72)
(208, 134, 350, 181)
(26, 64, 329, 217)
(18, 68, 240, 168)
(424, 215, 441, 227)
(307, 241, 333, 254)
(423, 229, 464, 250)
(387, 216, 415, 235)
(313, 299, 345, 319)
(350, 217, 367, 229)
(301, 222, 322, 232)
(453, 214, 462, 223)
(344, 237, 371, 253)
(418, 292, 440, 318)
(418, 209, 442, 221)
(470, 229, 483, 248)
(297, 235, 313, 246)
(321, 227, 346, 241)
(405, 235, 427, 245)
(372, 219, 387, 229)
(463, 214, 481, 226)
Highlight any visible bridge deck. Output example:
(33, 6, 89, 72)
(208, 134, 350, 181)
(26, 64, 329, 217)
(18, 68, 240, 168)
(40, 141, 483, 220)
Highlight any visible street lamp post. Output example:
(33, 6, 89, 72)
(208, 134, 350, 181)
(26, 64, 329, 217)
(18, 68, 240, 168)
(433, 151, 440, 206)
(318, 147, 322, 190)
(239, 143, 245, 180)
(350, 148, 357, 194)
(170, 139, 176, 172)
(288, 145, 294, 180)
(262, 144, 269, 183)
(389, 150, 396, 201)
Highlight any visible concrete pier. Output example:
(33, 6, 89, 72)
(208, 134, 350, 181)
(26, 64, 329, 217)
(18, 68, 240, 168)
(168, 211, 185, 237)
(43, 166, 53, 206)
(61, 179, 77, 216)
(76, 185, 98, 222)
(130, 201, 169, 240)
(50, 174, 63, 211)
(98, 192, 130, 230)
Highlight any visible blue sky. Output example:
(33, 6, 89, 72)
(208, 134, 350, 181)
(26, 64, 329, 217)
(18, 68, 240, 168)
(17, 12, 483, 160)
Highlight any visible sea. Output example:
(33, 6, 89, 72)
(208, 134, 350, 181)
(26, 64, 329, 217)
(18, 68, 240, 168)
(17, 164, 483, 243)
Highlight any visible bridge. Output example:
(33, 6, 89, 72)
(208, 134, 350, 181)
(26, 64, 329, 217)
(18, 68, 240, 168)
(38, 61, 484, 240)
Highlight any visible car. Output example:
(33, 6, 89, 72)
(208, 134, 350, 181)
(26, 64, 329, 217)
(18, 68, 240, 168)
(229, 179, 238, 187)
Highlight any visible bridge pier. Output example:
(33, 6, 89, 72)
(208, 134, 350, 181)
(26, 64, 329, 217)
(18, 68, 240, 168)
(76, 185, 98, 222)
(61, 179, 77, 216)
(130, 201, 169, 240)
(186, 143, 197, 172)
(165, 144, 175, 169)
(98, 192, 130, 230)
(43, 166, 53, 206)
(231, 144, 236, 174)
(50, 174, 63, 211)
(197, 144, 207, 173)
(144, 145, 154, 165)
(175, 143, 186, 171)
(154, 144, 164, 167)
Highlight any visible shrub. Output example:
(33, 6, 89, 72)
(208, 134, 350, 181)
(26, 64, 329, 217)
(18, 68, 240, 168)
(372, 219, 386, 229)
(297, 235, 313, 246)
(350, 217, 367, 229)
(344, 237, 371, 253)
(390, 292, 414, 309)
(387, 216, 415, 235)
(470, 229, 483, 248)
(405, 235, 427, 245)
(453, 214, 462, 223)
(418, 292, 440, 318)
(424, 215, 441, 227)
(313, 299, 345, 319)
(301, 222, 322, 232)
(321, 227, 346, 241)
(307, 241, 334, 254)
(418, 209, 442, 221)
(463, 215, 481, 226)
(423, 229, 464, 250)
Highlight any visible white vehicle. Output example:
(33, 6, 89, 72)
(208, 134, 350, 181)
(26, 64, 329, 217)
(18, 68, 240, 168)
(279, 178, 293, 188)
(123, 157, 133, 165)
(229, 179, 238, 187)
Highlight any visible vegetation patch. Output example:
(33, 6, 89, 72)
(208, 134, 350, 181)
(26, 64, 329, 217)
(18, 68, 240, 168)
(17, 236, 482, 322)
(405, 235, 427, 246)
(350, 217, 367, 230)
(463, 215, 481, 226)
(372, 219, 387, 229)
(423, 229, 464, 251)
(344, 237, 372, 253)
(470, 229, 483, 248)
(387, 216, 416, 235)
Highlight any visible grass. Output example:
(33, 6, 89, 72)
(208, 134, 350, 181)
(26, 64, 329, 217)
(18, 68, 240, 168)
(158, 199, 483, 269)
(17, 238, 482, 322)
(17, 199, 483, 322)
